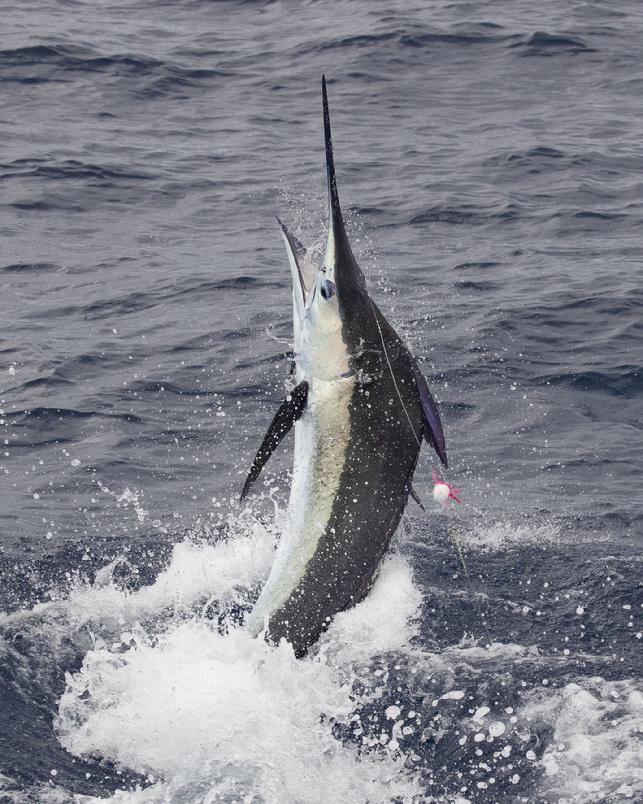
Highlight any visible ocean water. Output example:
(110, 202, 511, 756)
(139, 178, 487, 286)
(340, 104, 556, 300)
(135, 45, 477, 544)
(1, 0, 641, 802)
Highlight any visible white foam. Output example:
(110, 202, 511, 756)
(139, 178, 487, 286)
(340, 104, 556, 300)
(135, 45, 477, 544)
(456, 519, 561, 552)
(319, 553, 422, 663)
(52, 527, 425, 803)
(5, 784, 73, 804)
(58, 621, 420, 803)
(19, 504, 637, 804)
(440, 690, 465, 701)
(3, 511, 277, 638)
(522, 677, 643, 803)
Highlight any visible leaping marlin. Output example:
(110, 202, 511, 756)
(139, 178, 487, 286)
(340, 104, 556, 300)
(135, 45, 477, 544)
(242, 77, 447, 658)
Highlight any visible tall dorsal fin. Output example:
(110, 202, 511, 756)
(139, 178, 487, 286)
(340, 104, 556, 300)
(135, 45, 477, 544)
(411, 359, 448, 468)
(371, 303, 448, 468)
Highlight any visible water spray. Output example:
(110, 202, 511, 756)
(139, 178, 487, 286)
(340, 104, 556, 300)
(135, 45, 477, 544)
(431, 470, 492, 643)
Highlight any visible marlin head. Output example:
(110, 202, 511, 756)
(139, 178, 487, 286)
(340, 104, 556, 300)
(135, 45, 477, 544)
(274, 76, 447, 465)
(278, 77, 372, 380)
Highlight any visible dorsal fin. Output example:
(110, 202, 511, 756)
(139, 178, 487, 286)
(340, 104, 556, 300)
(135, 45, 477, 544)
(411, 359, 448, 468)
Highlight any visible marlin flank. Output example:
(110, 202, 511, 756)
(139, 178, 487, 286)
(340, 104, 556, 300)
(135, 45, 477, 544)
(241, 76, 447, 658)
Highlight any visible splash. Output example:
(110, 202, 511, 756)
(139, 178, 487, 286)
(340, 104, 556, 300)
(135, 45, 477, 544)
(522, 677, 643, 803)
(455, 518, 562, 552)
(4, 510, 638, 804)
(58, 621, 420, 803)
(51, 518, 425, 803)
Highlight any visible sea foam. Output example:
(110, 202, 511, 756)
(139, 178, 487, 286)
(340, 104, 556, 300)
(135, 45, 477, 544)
(54, 519, 425, 803)
(522, 677, 643, 803)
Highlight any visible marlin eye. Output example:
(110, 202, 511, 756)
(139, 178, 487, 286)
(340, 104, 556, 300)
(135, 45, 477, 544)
(320, 280, 336, 300)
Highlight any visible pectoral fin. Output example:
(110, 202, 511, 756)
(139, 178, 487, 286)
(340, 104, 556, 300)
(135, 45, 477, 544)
(408, 483, 426, 512)
(240, 380, 309, 501)
(411, 359, 448, 468)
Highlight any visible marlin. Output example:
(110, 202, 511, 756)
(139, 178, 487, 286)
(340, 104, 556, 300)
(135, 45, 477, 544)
(242, 77, 447, 658)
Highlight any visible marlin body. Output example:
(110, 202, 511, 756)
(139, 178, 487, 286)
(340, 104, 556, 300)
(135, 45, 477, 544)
(242, 78, 447, 658)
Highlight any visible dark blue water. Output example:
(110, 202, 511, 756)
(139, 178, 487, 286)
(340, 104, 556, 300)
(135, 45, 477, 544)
(1, 1, 641, 802)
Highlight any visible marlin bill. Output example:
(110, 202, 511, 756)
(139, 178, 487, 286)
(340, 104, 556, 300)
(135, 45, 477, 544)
(241, 77, 448, 658)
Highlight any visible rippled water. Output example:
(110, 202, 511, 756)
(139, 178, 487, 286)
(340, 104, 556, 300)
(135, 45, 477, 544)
(1, 1, 641, 802)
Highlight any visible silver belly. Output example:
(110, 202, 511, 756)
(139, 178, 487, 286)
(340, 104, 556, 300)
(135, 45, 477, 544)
(246, 375, 354, 636)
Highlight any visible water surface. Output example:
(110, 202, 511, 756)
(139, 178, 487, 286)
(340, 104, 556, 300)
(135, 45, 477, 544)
(1, 1, 641, 802)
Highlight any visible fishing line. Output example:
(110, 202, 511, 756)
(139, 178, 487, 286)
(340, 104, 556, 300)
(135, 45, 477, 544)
(444, 508, 493, 643)
(369, 297, 492, 642)
(368, 298, 422, 450)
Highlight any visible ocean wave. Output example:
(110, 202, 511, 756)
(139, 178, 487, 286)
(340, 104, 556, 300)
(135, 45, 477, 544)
(0, 45, 158, 71)
(315, 24, 513, 53)
(19, 276, 275, 323)
(452, 260, 500, 271)
(0, 158, 153, 183)
(510, 31, 596, 56)
(0, 43, 228, 94)
(1, 262, 59, 273)
(454, 280, 498, 292)
(531, 368, 642, 396)
(483, 146, 581, 173)
(5, 407, 142, 425)
(409, 203, 522, 226)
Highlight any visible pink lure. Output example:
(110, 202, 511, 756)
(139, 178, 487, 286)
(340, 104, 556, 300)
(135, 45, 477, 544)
(432, 470, 461, 506)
